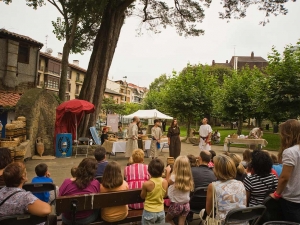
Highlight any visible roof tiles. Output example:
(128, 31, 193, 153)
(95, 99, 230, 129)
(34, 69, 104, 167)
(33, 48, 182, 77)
(0, 91, 22, 107)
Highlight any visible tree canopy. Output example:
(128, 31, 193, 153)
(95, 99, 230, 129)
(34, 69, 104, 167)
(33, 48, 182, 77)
(266, 42, 300, 123)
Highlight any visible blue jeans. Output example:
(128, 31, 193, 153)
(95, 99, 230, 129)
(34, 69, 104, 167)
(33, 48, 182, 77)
(280, 198, 300, 223)
(62, 210, 99, 225)
(142, 209, 165, 225)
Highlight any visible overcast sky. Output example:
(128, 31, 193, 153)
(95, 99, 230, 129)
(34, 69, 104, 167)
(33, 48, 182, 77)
(1, 1, 300, 87)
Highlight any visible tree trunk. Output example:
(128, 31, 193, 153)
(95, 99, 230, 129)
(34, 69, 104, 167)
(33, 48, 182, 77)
(58, 43, 71, 102)
(58, 17, 79, 102)
(78, 2, 127, 137)
(237, 115, 243, 135)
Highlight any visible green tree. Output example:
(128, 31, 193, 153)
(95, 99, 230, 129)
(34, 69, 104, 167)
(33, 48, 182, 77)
(248, 71, 269, 127)
(163, 64, 217, 137)
(102, 97, 125, 115)
(142, 74, 169, 112)
(213, 67, 263, 134)
(121, 102, 143, 115)
(266, 42, 300, 124)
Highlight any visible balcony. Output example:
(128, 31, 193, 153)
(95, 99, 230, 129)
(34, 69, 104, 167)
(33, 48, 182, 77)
(75, 79, 83, 85)
(44, 69, 60, 77)
(38, 66, 44, 72)
(37, 81, 44, 88)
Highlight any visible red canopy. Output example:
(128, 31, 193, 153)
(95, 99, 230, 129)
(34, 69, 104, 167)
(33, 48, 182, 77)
(54, 99, 95, 144)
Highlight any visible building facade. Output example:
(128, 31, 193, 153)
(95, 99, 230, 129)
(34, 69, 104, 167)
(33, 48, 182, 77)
(0, 29, 43, 92)
(212, 51, 268, 70)
(38, 52, 86, 100)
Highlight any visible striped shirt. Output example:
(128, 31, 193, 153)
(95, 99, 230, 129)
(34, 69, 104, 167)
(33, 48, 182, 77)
(244, 173, 278, 206)
(124, 163, 150, 209)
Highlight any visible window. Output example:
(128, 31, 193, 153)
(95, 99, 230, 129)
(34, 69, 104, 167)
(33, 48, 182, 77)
(18, 43, 30, 63)
(48, 61, 61, 75)
(75, 85, 79, 94)
(68, 83, 71, 92)
(47, 77, 59, 89)
(76, 73, 80, 82)
(67, 70, 71, 79)
(37, 73, 41, 86)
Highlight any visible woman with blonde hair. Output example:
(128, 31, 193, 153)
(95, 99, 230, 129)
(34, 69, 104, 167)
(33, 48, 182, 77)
(124, 149, 150, 209)
(165, 156, 194, 225)
(200, 155, 246, 223)
(271, 119, 300, 223)
(224, 152, 247, 182)
(101, 161, 129, 222)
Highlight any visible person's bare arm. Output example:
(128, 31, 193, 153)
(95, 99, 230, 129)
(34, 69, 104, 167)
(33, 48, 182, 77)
(271, 165, 294, 198)
(206, 132, 212, 143)
(205, 183, 213, 215)
(165, 165, 174, 185)
(162, 179, 169, 197)
(27, 199, 51, 217)
(246, 190, 251, 206)
(140, 182, 147, 199)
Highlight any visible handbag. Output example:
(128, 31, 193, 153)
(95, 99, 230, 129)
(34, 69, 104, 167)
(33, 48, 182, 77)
(203, 182, 222, 225)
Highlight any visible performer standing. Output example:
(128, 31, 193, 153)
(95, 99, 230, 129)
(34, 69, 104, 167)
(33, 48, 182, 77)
(198, 118, 212, 151)
(125, 116, 139, 157)
(167, 118, 181, 158)
(150, 119, 162, 159)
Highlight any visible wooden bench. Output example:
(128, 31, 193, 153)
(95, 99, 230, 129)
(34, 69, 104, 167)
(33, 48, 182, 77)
(56, 189, 147, 225)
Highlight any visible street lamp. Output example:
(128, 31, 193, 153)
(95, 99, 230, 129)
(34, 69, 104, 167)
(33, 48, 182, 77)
(123, 76, 128, 102)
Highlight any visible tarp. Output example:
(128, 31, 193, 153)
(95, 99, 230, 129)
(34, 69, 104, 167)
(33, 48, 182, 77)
(54, 99, 95, 144)
(123, 109, 173, 119)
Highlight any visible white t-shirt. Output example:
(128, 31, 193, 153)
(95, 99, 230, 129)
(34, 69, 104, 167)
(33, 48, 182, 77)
(168, 174, 190, 203)
(199, 124, 212, 137)
(282, 144, 300, 203)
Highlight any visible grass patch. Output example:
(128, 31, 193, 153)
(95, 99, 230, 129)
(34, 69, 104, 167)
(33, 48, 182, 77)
(177, 126, 280, 151)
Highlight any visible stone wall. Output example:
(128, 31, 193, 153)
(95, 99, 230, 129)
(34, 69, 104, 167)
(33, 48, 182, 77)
(0, 38, 39, 92)
(15, 88, 59, 156)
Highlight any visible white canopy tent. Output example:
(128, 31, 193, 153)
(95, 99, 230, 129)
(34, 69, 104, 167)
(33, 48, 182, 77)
(123, 109, 173, 120)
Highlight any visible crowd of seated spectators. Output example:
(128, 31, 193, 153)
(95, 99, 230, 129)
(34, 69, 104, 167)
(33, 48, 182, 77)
(1, 121, 299, 225)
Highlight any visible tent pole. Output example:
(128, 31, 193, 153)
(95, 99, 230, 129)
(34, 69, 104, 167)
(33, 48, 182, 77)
(75, 115, 77, 141)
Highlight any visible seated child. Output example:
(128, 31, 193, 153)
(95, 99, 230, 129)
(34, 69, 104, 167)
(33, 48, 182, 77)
(141, 159, 168, 225)
(70, 166, 77, 181)
(94, 146, 108, 177)
(208, 150, 216, 168)
(31, 163, 55, 203)
(100, 161, 129, 222)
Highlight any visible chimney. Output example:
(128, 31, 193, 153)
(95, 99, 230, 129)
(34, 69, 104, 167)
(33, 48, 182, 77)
(57, 52, 62, 59)
(251, 51, 254, 59)
(226, 60, 228, 64)
(73, 60, 79, 66)
(212, 60, 215, 66)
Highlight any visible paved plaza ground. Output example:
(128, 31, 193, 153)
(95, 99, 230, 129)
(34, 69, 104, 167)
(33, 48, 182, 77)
(25, 141, 275, 186)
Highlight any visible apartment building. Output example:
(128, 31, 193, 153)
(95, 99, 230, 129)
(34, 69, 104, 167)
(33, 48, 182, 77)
(38, 52, 85, 100)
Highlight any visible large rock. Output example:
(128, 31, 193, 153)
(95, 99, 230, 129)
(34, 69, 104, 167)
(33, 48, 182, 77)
(15, 88, 59, 156)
